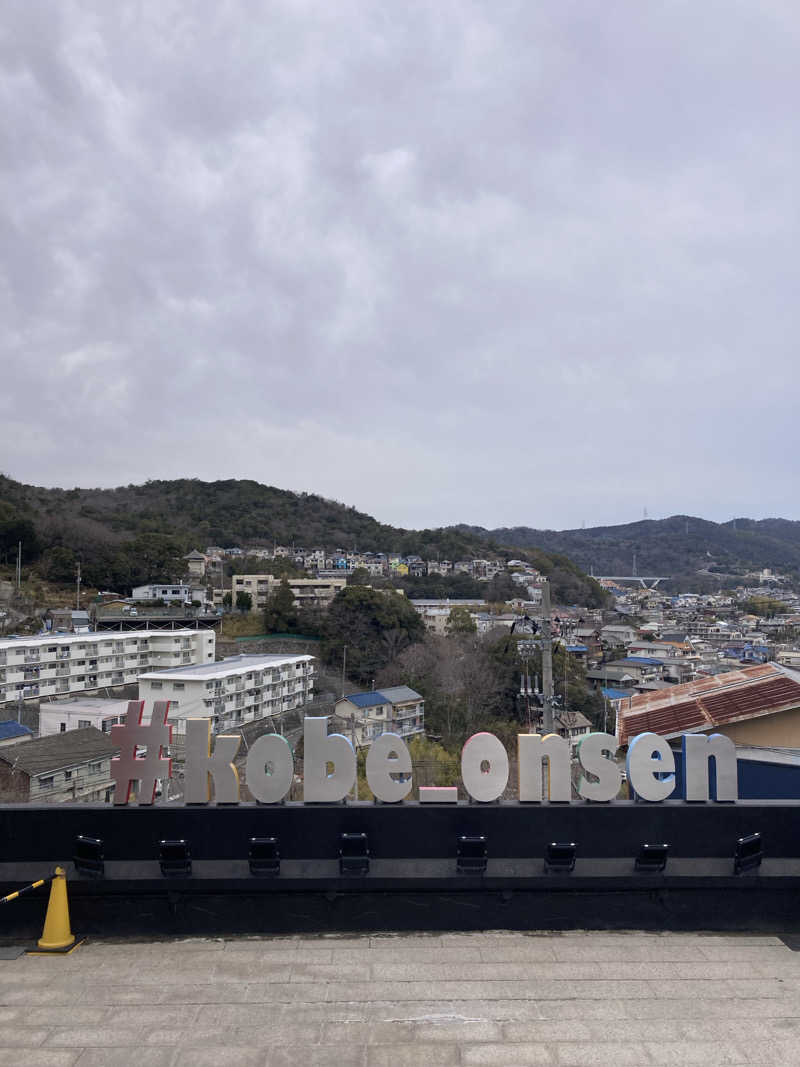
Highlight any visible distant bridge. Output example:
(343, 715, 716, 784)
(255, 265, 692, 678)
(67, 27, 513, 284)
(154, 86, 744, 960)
(593, 575, 671, 590)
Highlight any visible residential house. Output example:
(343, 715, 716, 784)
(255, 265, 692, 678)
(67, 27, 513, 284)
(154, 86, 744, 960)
(627, 641, 690, 659)
(474, 612, 517, 634)
(553, 710, 592, 751)
(603, 658, 665, 683)
(616, 663, 800, 749)
(0, 727, 119, 803)
(600, 624, 639, 648)
(131, 583, 195, 605)
(38, 697, 132, 737)
(0, 721, 33, 747)
(183, 550, 208, 578)
(335, 686, 425, 747)
(45, 609, 91, 634)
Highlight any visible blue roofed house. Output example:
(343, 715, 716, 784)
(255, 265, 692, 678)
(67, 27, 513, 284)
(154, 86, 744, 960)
(335, 686, 425, 747)
(0, 721, 33, 747)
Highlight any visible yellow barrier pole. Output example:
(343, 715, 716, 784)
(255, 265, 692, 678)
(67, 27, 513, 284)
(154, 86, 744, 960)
(0, 878, 48, 905)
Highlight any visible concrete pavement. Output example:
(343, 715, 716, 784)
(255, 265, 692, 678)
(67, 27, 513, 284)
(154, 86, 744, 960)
(2, 931, 800, 1065)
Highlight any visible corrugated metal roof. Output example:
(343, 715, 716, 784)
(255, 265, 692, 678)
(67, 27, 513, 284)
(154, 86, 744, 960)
(618, 664, 800, 745)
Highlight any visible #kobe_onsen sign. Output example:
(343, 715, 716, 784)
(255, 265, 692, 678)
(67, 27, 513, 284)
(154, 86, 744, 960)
(109, 701, 739, 806)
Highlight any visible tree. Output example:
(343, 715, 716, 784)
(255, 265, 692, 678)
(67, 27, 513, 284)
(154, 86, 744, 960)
(235, 591, 253, 614)
(446, 606, 477, 635)
(264, 579, 298, 633)
(222, 592, 232, 609)
(322, 586, 425, 684)
(486, 571, 515, 604)
(38, 546, 77, 583)
(0, 515, 40, 564)
(127, 533, 185, 585)
(378, 631, 517, 746)
(346, 567, 371, 586)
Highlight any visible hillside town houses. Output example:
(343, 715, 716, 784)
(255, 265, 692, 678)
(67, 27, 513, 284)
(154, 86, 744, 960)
(6, 533, 800, 803)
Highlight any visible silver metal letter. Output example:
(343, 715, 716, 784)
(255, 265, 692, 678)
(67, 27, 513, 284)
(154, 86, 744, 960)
(518, 733, 571, 802)
(184, 718, 241, 804)
(303, 716, 357, 802)
(682, 733, 738, 801)
(577, 732, 621, 802)
(626, 731, 675, 802)
(246, 733, 294, 804)
(461, 732, 509, 802)
(365, 732, 412, 803)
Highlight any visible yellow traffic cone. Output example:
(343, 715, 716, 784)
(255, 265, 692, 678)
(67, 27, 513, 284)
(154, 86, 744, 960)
(34, 867, 79, 953)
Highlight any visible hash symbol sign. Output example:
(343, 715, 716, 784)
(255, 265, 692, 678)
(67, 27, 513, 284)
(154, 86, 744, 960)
(110, 700, 172, 805)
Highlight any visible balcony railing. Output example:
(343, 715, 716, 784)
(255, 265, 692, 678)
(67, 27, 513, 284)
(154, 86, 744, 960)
(395, 706, 422, 719)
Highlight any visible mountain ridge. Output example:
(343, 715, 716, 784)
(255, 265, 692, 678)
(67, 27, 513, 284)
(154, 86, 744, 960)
(455, 515, 800, 584)
(0, 475, 607, 605)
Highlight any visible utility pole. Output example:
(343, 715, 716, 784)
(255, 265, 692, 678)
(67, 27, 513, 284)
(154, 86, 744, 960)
(75, 562, 82, 610)
(540, 579, 554, 734)
(16, 541, 22, 592)
(351, 714, 358, 802)
(341, 645, 347, 698)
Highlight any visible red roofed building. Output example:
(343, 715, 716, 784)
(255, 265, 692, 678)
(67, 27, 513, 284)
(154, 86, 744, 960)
(616, 663, 800, 749)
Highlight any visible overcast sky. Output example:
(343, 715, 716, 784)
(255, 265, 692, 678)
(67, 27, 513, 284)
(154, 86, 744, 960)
(2, 2, 798, 532)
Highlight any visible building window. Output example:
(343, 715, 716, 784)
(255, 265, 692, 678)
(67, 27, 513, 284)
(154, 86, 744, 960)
(150, 681, 162, 690)
(88, 762, 102, 775)
(59, 723, 66, 732)
(64, 770, 72, 781)
(78, 720, 91, 728)
(39, 776, 55, 790)
(173, 682, 184, 690)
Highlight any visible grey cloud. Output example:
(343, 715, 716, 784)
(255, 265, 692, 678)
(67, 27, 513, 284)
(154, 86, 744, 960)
(1, 0, 798, 531)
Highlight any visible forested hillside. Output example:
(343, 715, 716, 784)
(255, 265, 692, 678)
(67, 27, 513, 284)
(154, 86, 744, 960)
(459, 515, 800, 586)
(0, 475, 608, 605)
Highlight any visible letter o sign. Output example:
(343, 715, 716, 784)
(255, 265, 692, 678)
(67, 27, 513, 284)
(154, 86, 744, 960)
(461, 732, 509, 802)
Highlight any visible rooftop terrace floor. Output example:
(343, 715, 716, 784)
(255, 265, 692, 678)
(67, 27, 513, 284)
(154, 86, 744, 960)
(2, 930, 800, 1065)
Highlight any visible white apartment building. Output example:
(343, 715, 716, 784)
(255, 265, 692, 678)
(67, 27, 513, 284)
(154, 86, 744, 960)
(221, 575, 347, 612)
(137, 653, 315, 736)
(0, 630, 215, 710)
